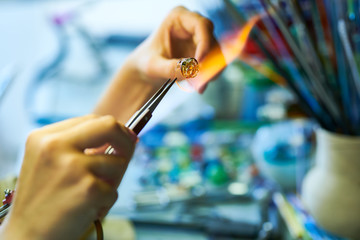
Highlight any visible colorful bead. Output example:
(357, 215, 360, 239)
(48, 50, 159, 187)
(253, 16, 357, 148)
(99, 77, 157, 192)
(177, 58, 199, 78)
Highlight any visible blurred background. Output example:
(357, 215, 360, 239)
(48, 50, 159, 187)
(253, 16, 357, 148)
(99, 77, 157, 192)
(0, 0, 320, 239)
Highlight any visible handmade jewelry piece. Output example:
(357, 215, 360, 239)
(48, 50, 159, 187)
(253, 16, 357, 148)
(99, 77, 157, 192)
(177, 57, 199, 78)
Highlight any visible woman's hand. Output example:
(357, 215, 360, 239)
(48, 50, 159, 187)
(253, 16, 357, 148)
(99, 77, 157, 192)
(94, 6, 223, 122)
(0, 115, 137, 240)
(131, 6, 220, 89)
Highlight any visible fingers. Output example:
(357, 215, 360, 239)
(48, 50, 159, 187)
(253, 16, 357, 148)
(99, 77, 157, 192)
(145, 57, 181, 80)
(171, 6, 217, 61)
(42, 115, 136, 188)
(81, 174, 118, 210)
(171, 7, 224, 93)
(146, 6, 221, 90)
(62, 115, 137, 158)
(84, 144, 110, 155)
(81, 153, 130, 188)
(18, 115, 133, 235)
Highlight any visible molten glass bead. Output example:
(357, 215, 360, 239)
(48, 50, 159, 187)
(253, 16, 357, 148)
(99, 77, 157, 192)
(177, 58, 199, 78)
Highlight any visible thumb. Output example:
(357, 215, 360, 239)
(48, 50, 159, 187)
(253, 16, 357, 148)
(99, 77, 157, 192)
(145, 55, 206, 92)
(153, 57, 205, 93)
(146, 56, 190, 81)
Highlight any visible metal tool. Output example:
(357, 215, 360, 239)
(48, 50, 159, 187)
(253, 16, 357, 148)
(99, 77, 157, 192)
(105, 78, 177, 154)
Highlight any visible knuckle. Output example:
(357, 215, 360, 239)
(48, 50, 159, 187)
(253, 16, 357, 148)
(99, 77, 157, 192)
(40, 135, 61, 153)
(172, 5, 187, 13)
(102, 115, 119, 131)
(62, 154, 80, 169)
(26, 129, 42, 147)
(37, 135, 62, 162)
(200, 17, 214, 31)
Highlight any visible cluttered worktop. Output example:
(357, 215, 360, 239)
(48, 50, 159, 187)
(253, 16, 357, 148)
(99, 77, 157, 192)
(1, 0, 359, 239)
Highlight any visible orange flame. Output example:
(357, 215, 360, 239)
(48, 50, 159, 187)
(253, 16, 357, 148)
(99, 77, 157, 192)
(181, 14, 285, 91)
(183, 15, 261, 91)
(239, 54, 286, 85)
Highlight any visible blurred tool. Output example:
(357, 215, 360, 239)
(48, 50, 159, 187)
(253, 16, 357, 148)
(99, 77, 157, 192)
(284, 193, 346, 240)
(219, 0, 360, 135)
(272, 192, 309, 240)
(222, 0, 331, 130)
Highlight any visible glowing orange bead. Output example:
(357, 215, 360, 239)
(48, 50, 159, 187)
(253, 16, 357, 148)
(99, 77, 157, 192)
(177, 58, 199, 78)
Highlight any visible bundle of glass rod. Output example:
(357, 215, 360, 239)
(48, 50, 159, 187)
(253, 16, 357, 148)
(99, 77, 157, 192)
(224, 0, 360, 135)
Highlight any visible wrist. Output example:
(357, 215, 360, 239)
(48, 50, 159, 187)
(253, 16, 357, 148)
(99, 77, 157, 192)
(93, 54, 160, 123)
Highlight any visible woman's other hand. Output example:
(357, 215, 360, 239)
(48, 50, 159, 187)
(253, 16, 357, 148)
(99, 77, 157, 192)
(0, 115, 137, 240)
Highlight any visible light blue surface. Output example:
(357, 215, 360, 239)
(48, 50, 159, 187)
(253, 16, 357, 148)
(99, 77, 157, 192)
(0, 0, 202, 176)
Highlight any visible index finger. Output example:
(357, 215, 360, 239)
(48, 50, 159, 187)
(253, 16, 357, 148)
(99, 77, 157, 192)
(62, 115, 137, 159)
(171, 6, 217, 61)
(35, 115, 98, 135)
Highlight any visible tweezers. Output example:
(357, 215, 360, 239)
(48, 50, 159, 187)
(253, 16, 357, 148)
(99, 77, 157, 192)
(105, 78, 177, 154)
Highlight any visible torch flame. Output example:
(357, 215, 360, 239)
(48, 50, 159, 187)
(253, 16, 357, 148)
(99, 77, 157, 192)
(180, 14, 285, 92)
